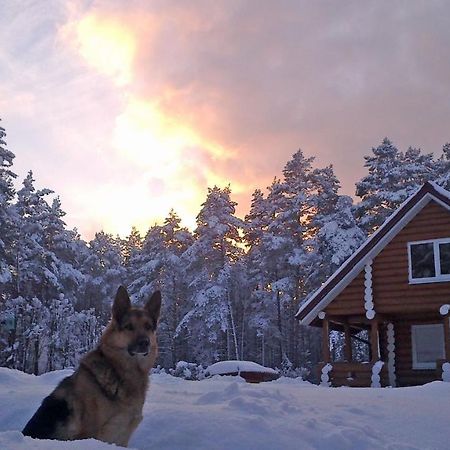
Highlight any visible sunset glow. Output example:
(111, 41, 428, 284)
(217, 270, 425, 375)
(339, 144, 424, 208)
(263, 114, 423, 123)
(2, 1, 450, 239)
(66, 9, 238, 235)
(75, 14, 136, 86)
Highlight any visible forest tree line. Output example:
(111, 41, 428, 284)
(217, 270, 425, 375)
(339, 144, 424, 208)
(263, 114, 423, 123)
(1, 119, 449, 376)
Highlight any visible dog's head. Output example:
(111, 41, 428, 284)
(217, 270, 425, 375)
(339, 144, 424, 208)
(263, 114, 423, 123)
(110, 286, 161, 357)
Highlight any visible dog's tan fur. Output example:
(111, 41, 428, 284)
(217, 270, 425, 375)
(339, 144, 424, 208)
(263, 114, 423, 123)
(22, 286, 161, 447)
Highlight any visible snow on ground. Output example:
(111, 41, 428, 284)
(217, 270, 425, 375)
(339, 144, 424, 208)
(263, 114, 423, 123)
(1, 368, 450, 450)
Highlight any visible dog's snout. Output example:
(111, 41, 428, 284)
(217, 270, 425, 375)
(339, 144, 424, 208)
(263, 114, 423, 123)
(128, 336, 151, 356)
(138, 337, 150, 347)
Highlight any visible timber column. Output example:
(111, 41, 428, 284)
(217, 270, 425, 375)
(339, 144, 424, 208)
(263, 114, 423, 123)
(322, 318, 330, 363)
(370, 318, 380, 362)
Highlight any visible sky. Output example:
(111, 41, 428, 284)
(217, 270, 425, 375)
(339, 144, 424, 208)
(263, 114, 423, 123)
(1, 0, 450, 239)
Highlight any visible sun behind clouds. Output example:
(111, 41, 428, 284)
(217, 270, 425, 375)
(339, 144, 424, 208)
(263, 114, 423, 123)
(61, 9, 240, 236)
(75, 13, 136, 86)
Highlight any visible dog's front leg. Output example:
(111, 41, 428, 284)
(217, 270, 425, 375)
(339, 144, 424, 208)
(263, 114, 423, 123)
(97, 412, 142, 447)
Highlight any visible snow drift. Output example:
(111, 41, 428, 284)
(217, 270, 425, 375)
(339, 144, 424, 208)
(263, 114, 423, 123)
(1, 367, 450, 449)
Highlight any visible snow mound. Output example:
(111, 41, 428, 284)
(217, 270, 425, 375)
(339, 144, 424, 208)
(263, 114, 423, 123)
(206, 360, 278, 376)
(0, 431, 131, 450)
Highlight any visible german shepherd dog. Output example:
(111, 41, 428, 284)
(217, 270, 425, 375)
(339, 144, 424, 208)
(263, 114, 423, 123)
(22, 286, 161, 447)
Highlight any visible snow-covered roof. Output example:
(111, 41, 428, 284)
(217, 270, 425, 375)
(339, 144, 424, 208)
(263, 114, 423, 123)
(296, 182, 450, 325)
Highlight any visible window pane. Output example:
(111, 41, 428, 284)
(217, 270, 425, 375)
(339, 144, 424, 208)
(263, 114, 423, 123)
(410, 243, 435, 278)
(413, 325, 444, 366)
(439, 242, 450, 275)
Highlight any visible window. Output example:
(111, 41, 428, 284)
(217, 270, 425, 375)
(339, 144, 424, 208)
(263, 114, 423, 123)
(408, 238, 450, 283)
(439, 242, 450, 275)
(411, 324, 445, 369)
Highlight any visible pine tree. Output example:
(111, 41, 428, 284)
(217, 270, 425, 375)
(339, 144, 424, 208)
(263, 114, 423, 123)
(177, 186, 244, 364)
(127, 211, 194, 367)
(122, 226, 142, 266)
(81, 231, 126, 317)
(14, 172, 59, 301)
(436, 143, 450, 189)
(0, 119, 17, 289)
(355, 138, 436, 234)
(355, 138, 404, 233)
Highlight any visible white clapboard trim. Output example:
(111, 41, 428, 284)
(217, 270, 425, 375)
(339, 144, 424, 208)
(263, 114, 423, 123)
(386, 323, 396, 387)
(364, 261, 375, 320)
(371, 360, 384, 388)
(320, 363, 333, 387)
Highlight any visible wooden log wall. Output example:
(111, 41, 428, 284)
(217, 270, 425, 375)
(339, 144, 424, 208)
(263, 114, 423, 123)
(325, 201, 450, 317)
(373, 202, 450, 315)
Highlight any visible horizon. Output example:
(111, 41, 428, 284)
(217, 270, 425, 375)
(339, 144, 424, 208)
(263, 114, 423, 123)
(2, 1, 450, 239)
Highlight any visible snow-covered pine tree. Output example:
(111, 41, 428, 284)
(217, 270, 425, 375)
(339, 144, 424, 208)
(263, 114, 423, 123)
(436, 143, 450, 189)
(244, 178, 293, 367)
(355, 138, 437, 234)
(355, 138, 405, 233)
(157, 211, 194, 366)
(244, 188, 277, 365)
(177, 186, 244, 364)
(81, 231, 126, 317)
(128, 224, 165, 299)
(122, 226, 142, 266)
(127, 211, 194, 367)
(308, 166, 365, 287)
(41, 196, 85, 305)
(13, 172, 61, 301)
(400, 146, 434, 187)
(46, 295, 100, 372)
(0, 119, 17, 290)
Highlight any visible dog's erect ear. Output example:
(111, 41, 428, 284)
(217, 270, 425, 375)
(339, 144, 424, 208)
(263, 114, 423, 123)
(113, 286, 131, 323)
(145, 291, 161, 326)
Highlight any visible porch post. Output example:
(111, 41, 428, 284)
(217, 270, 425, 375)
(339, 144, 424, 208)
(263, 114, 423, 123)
(370, 318, 380, 362)
(343, 322, 352, 362)
(444, 314, 450, 361)
(322, 318, 330, 363)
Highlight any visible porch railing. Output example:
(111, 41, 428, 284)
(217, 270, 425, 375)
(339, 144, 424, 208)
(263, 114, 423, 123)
(318, 361, 389, 387)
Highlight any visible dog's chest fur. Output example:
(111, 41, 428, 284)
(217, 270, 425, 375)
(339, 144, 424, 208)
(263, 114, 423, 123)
(70, 348, 150, 445)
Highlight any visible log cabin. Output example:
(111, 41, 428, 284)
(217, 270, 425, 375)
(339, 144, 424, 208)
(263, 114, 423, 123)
(296, 182, 450, 387)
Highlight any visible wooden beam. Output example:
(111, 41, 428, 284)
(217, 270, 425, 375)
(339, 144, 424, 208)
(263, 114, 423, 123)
(370, 318, 380, 362)
(444, 315, 450, 361)
(322, 318, 330, 363)
(343, 322, 352, 362)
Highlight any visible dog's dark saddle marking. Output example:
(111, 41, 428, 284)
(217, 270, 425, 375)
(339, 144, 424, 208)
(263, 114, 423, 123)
(22, 378, 72, 439)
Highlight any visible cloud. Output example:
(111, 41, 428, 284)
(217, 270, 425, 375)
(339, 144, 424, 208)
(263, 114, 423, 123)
(1, 0, 450, 238)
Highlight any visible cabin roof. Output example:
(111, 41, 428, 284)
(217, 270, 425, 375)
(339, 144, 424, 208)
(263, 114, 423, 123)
(296, 182, 450, 325)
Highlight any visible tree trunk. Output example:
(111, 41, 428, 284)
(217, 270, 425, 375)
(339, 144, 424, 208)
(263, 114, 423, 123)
(276, 290, 285, 366)
(34, 338, 39, 375)
(227, 291, 239, 360)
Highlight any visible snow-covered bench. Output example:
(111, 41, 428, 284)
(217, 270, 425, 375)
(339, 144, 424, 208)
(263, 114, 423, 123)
(205, 360, 280, 383)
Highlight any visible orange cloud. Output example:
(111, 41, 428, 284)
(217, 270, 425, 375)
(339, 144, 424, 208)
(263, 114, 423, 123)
(76, 14, 136, 86)
(59, 7, 246, 236)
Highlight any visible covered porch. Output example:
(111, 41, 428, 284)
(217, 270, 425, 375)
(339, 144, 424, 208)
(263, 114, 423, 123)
(317, 311, 450, 387)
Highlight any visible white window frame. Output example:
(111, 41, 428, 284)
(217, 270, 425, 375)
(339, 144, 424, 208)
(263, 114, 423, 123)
(411, 324, 445, 370)
(407, 238, 450, 284)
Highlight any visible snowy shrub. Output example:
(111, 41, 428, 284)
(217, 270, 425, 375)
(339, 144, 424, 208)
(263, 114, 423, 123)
(169, 361, 207, 380)
(151, 365, 167, 375)
(278, 357, 309, 380)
